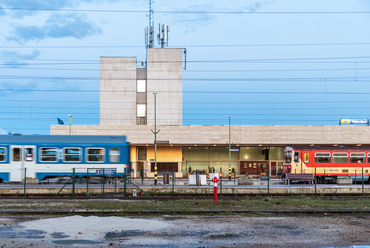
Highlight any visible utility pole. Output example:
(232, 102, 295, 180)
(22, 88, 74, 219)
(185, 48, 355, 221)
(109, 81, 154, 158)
(151, 93, 159, 185)
(228, 116, 231, 180)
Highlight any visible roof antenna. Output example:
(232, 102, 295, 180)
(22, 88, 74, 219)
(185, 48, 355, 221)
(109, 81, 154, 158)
(145, 0, 155, 48)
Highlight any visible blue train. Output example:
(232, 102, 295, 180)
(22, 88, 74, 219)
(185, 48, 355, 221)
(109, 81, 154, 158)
(0, 134, 130, 182)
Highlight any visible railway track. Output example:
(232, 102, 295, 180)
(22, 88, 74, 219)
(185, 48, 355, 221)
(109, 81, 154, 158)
(0, 193, 370, 199)
(0, 209, 369, 216)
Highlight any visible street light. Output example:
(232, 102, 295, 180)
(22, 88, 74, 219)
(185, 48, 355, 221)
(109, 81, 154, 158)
(151, 93, 159, 185)
(228, 116, 231, 180)
(68, 115, 72, 135)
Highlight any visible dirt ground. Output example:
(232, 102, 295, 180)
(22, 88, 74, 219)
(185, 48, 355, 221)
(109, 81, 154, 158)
(0, 215, 369, 247)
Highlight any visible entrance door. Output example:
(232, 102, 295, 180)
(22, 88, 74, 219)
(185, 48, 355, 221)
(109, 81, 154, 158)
(10, 145, 36, 181)
(271, 161, 277, 175)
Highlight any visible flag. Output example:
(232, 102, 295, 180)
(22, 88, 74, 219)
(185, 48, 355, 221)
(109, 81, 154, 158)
(57, 118, 64, 125)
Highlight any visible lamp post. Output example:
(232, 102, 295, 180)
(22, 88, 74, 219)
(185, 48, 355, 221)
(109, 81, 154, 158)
(68, 115, 72, 135)
(151, 93, 159, 185)
(228, 116, 231, 180)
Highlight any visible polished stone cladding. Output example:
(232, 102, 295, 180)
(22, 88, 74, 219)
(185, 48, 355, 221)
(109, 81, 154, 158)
(50, 125, 370, 146)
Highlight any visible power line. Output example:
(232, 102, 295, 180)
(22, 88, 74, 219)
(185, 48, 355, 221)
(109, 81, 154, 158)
(3, 7, 370, 14)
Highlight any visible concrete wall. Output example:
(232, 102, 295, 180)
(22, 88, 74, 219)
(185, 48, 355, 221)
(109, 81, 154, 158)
(50, 124, 370, 146)
(100, 57, 137, 125)
(146, 48, 182, 126)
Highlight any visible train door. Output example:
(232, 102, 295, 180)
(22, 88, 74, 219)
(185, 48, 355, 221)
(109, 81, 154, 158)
(10, 145, 36, 181)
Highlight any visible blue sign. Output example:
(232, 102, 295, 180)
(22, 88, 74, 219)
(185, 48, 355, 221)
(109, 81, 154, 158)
(96, 169, 116, 175)
(229, 149, 240, 152)
(340, 119, 369, 125)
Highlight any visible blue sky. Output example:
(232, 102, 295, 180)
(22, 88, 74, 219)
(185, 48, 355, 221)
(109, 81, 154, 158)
(1, 0, 370, 134)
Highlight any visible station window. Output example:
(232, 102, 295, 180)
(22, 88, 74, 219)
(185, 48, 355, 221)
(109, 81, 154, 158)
(63, 148, 82, 162)
(315, 152, 331, 163)
(137, 80, 146, 92)
(137, 104, 146, 117)
(87, 148, 105, 162)
(332, 153, 348, 163)
(0, 148, 6, 162)
(40, 148, 58, 162)
(109, 148, 120, 163)
(350, 152, 365, 163)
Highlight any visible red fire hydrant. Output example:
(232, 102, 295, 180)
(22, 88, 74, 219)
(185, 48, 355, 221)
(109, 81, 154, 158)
(211, 176, 220, 203)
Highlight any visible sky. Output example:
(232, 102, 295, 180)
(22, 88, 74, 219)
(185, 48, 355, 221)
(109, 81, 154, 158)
(1, 0, 370, 134)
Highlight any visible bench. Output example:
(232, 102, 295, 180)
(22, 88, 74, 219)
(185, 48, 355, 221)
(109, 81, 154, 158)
(285, 173, 314, 185)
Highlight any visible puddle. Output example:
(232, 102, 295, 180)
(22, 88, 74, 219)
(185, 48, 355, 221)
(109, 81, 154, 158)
(0, 225, 46, 239)
(50, 232, 70, 239)
(52, 239, 101, 245)
(105, 230, 146, 238)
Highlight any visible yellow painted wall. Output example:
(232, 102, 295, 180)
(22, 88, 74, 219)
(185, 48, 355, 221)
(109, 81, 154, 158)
(130, 147, 137, 162)
(147, 146, 182, 162)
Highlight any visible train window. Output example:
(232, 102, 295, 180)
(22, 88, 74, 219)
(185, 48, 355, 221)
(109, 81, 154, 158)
(40, 148, 58, 162)
(350, 153, 365, 163)
(304, 153, 309, 163)
(332, 153, 348, 163)
(87, 148, 105, 162)
(13, 148, 21, 162)
(293, 152, 299, 163)
(284, 151, 292, 163)
(63, 148, 82, 162)
(25, 148, 33, 162)
(315, 153, 331, 163)
(109, 148, 120, 163)
(0, 148, 6, 162)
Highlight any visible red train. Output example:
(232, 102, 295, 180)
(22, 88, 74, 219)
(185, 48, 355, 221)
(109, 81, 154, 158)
(283, 146, 370, 183)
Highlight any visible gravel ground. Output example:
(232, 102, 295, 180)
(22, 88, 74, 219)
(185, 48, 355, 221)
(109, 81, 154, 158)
(0, 215, 369, 247)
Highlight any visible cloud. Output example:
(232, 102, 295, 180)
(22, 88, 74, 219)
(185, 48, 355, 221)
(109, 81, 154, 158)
(0, 0, 125, 17)
(0, 128, 7, 134)
(1, 50, 41, 68)
(7, 13, 102, 43)
(244, 0, 274, 12)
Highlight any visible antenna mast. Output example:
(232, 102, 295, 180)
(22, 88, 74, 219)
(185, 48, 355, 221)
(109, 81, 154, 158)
(145, 0, 154, 48)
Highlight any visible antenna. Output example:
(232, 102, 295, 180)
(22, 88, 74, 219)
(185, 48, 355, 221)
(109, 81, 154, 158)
(157, 23, 170, 48)
(145, 0, 155, 48)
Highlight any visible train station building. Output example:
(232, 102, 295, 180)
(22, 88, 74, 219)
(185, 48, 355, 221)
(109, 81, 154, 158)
(50, 48, 370, 178)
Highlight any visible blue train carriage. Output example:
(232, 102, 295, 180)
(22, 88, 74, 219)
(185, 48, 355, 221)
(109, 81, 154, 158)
(0, 134, 130, 183)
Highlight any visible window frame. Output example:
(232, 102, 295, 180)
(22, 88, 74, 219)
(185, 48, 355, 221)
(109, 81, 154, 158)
(315, 152, 331, 163)
(332, 152, 348, 164)
(350, 152, 365, 164)
(86, 148, 105, 163)
(63, 147, 82, 163)
(109, 148, 120, 163)
(0, 147, 6, 162)
(39, 147, 58, 163)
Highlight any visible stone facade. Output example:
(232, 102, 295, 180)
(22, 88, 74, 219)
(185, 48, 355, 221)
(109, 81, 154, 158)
(50, 124, 370, 146)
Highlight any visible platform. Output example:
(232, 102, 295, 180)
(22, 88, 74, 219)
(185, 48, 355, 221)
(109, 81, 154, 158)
(0, 179, 369, 195)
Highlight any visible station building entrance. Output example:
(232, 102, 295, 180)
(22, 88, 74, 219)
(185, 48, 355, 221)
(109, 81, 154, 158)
(130, 146, 283, 178)
(181, 146, 284, 178)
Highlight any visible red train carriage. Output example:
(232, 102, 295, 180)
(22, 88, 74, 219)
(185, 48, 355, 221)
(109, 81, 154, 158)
(283, 146, 370, 183)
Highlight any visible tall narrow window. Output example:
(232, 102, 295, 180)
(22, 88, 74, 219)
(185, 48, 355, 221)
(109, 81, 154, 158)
(137, 104, 146, 117)
(109, 148, 120, 163)
(137, 80, 146, 92)
(13, 148, 21, 162)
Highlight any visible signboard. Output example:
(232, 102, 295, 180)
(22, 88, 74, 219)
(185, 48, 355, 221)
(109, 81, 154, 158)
(340, 119, 369, 125)
(96, 169, 116, 175)
(154, 140, 169, 144)
(229, 149, 240, 152)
